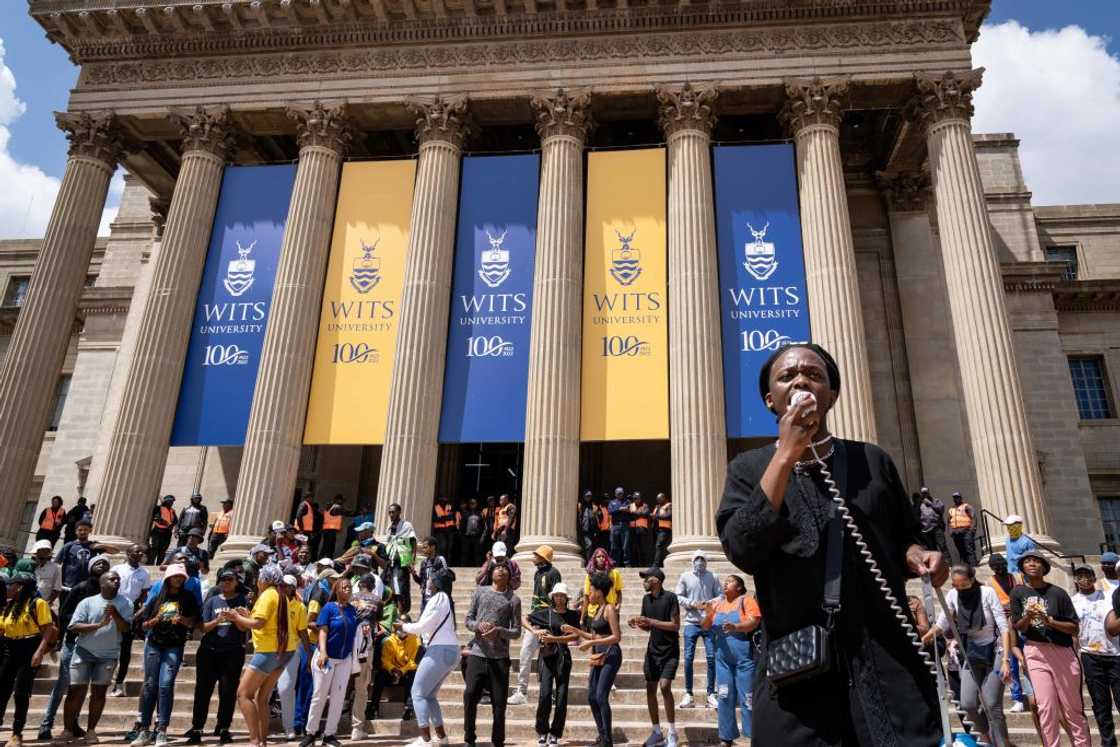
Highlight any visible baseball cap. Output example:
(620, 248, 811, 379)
(639, 566, 665, 582)
(217, 569, 238, 582)
(270, 520, 286, 532)
(1004, 514, 1024, 526)
(351, 554, 372, 568)
(188, 528, 205, 538)
(1102, 552, 1120, 565)
(282, 574, 298, 587)
(164, 563, 188, 581)
(294, 533, 308, 543)
(355, 521, 375, 532)
(221, 498, 234, 505)
(249, 544, 271, 557)
(316, 557, 334, 568)
(492, 541, 508, 558)
(1074, 564, 1096, 578)
(32, 539, 53, 553)
(161, 495, 175, 503)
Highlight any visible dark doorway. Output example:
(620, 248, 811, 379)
(579, 440, 671, 502)
(435, 442, 524, 505)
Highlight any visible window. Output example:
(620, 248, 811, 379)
(1069, 357, 1114, 419)
(1101, 497, 1120, 553)
(2, 276, 29, 308)
(48, 375, 71, 432)
(1045, 245, 1079, 281)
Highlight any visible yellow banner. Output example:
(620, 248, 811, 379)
(580, 148, 668, 441)
(303, 160, 416, 444)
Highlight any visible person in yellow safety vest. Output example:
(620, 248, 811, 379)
(293, 496, 322, 557)
(947, 491, 977, 567)
(35, 495, 67, 548)
(320, 502, 345, 559)
(628, 492, 652, 568)
(431, 497, 456, 565)
(147, 495, 178, 565)
(653, 492, 672, 568)
(208, 498, 235, 556)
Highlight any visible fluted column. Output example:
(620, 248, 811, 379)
(94, 108, 234, 548)
(657, 84, 728, 563)
(0, 112, 124, 545)
(515, 91, 592, 563)
(781, 78, 878, 443)
(374, 99, 468, 537)
(913, 70, 1051, 538)
(222, 102, 351, 559)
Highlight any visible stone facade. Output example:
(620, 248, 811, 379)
(2, 0, 1118, 558)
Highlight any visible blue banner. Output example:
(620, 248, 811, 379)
(170, 164, 296, 446)
(713, 144, 811, 438)
(438, 154, 540, 443)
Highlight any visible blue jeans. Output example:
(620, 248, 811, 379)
(277, 647, 301, 733)
(40, 640, 74, 730)
(683, 624, 715, 696)
(609, 526, 628, 567)
(138, 642, 183, 731)
(714, 642, 754, 740)
(588, 646, 622, 743)
(1009, 654, 1025, 703)
(293, 646, 314, 732)
(411, 644, 459, 728)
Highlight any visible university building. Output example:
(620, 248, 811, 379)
(3, 0, 1118, 565)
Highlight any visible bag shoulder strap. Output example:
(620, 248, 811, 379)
(822, 440, 848, 617)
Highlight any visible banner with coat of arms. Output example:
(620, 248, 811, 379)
(713, 143, 812, 438)
(170, 164, 296, 446)
(581, 148, 669, 441)
(438, 154, 540, 443)
(303, 160, 416, 444)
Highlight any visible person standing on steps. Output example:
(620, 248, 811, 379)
(916, 487, 947, 556)
(56, 519, 99, 605)
(108, 543, 152, 698)
(463, 562, 522, 747)
(527, 582, 580, 747)
(300, 577, 357, 747)
(947, 491, 976, 567)
(319, 502, 345, 559)
(475, 541, 523, 590)
(147, 496, 178, 565)
(510, 545, 562, 706)
(62, 569, 132, 743)
(629, 566, 680, 747)
(458, 497, 486, 567)
(185, 569, 247, 745)
(1003, 514, 1036, 581)
(675, 549, 720, 709)
(276, 575, 312, 741)
(986, 552, 1027, 714)
(580, 548, 622, 626)
(176, 493, 209, 549)
(652, 493, 672, 568)
(412, 536, 450, 614)
(293, 496, 321, 559)
(628, 492, 652, 568)
(701, 575, 761, 747)
(430, 496, 457, 563)
(31, 539, 62, 607)
(35, 496, 67, 549)
(0, 572, 57, 747)
(382, 503, 417, 616)
(1071, 564, 1120, 747)
(606, 488, 631, 568)
(563, 571, 622, 747)
(1100, 552, 1120, 594)
(579, 491, 598, 561)
(1011, 549, 1090, 747)
(398, 568, 458, 747)
(208, 498, 235, 557)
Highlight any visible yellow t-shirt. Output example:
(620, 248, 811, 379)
(0, 598, 53, 639)
(251, 587, 304, 653)
(583, 568, 623, 609)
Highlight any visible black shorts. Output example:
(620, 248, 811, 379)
(644, 652, 679, 683)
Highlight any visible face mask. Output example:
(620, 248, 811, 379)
(1008, 524, 1023, 540)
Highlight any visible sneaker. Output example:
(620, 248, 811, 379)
(508, 690, 528, 706)
(679, 693, 694, 708)
(547, 737, 560, 747)
(666, 731, 678, 747)
(109, 685, 126, 698)
(537, 736, 548, 747)
(643, 731, 666, 747)
(401, 705, 415, 722)
(154, 731, 168, 747)
(184, 730, 203, 745)
(59, 729, 81, 743)
(5, 735, 22, 747)
(350, 724, 370, 741)
(707, 692, 719, 709)
(218, 731, 234, 745)
(322, 737, 342, 747)
(299, 735, 318, 747)
(286, 733, 299, 742)
(1009, 701, 1026, 713)
(403, 738, 430, 747)
(129, 732, 153, 747)
(84, 730, 100, 745)
(35, 730, 51, 743)
(123, 729, 141, 744)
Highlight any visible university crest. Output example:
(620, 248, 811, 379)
(609, 228, 642, 286)
(223, 240, 256, 297)
(479, 230, 511, 289)
(743, 222, 778, 281)
(350, 238, 382, 294)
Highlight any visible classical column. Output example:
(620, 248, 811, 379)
(912, 70, 1051, 538)
(0, 112, 124, 545)
(374, 99, 468, 537)
(515, 91, 592, 563)
(781, 78, 878, 443)
(657, 84, 728, 563)
(222, 102, 351, 558)
(94, 107, 234, 548)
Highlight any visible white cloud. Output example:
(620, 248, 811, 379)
(972, 20, 1120, 206)
(0, 37, 121, 239)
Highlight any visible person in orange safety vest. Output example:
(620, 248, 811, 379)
(208, 498, 235, 556)
(147, 494, 178, 564)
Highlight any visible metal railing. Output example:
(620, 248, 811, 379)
(977, 508, 1086, 577)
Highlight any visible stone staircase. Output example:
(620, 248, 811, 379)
(5, 564, 1117, 746)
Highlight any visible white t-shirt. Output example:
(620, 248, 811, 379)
(111, 562, 152, 605)
(1073, 590, 1120, 656)
(35, 561, 63, 602)
(936, 584, 1008, 647)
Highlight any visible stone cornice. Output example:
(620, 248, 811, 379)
(531, 90, 592, 142)
(909, 68, 984, 129)
(31, 1, 983, 63)
(657, 83, 718, 138)
(1053, 281, 1120, 314)
(287, 101, 353, 154)
(779, 76, 849, 135)
(171, 105, 236, 158)
(409, 97, 469, 148)
(1001, 262, 1065, 293)
(55, 111, 129, 166)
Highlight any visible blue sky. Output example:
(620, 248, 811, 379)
(0, 0, 1117, 237)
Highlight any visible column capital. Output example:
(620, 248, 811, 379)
(656, 83, 718, 138)
(55, 111, 129, 168)
(149, 196, 171, 238)
(170, 105, 237, 160)
(910, 69, 984, 129)
(408, 96, 470, 148)
(876, 170, 932, 212)
(286, 100, 353, 155)
(779, 76, 849, 135)
(531, 89, 593, 143)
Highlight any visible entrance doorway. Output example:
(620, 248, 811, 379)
(580, 440, 671, 502)
(435, 442, 524, 504)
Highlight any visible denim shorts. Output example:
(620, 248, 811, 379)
(248, 651, 292, 674)
(70, 648, 117, 686)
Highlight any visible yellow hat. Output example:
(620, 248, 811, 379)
(534, 545, 554, 563)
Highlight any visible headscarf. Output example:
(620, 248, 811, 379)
(757, 343, 842, 401)
(585, 547, 614, 575)
(258, 563, 288, 653)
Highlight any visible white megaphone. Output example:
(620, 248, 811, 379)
(790, 389, 817, 415)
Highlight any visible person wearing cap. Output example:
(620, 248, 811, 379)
(56, 518, 98, 598)
(277, 575, 312, 741)
(147, 495, 178, 565)
(717, 343, 947, 745)
(947, 491, 977, 567)
(915, 487, 948, 557)
(172, 527, 211, 576)
(348, 574, 383, 740)
(700, 575, 760, 747)
(31, 539, 61, 606)
(185, 569, 247, 745)
(62, 568, 131, 743)
(1101, 552, 1120, 594)
(37, 554, 112, 741)
(1003, 514, 1036, 580)
(128, 564, 200, 747)
(34, 495, 67, 549)
(675, 549, 720, 709)
(510, 545, 563, 706)
(476, 540, 523, 590)
(1071, 564, 1120, 746)
(0, 572, 57, 747)
(1011, 549, 1089, 746)
(176, 493, 209, 548)
(208, 499, 235, 556)
(525, 581, 580, 747)
(606, 488, 632, 567)
(629, 566, 680, 747)
(464, 563, 522, 747)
